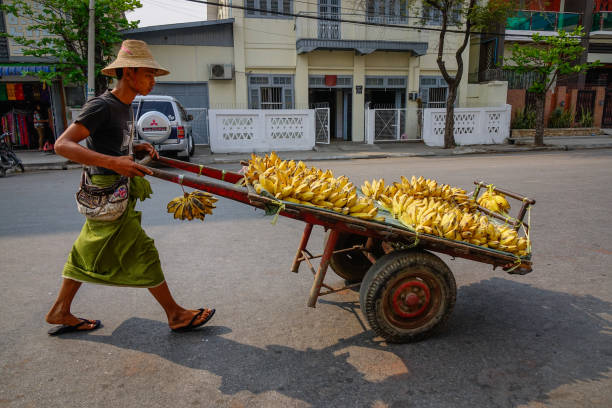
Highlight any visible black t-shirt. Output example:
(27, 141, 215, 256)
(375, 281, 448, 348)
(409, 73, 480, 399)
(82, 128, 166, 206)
(75, 90, 132, 175)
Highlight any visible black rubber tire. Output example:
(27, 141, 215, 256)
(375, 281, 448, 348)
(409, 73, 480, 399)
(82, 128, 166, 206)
(18, 162, 24, 172)
(325, 231, 383, 283)
(188, 135, 195, 156)
(359, 249, 457, 343)
(0, 167, 5, 177)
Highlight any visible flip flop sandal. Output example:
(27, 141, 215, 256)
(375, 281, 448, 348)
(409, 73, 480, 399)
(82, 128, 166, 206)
(48, 318, 101, 336)
(171, 308, 215, 333)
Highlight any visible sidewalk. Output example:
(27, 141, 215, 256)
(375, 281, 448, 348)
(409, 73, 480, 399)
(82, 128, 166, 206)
(11, 134, 612, 172)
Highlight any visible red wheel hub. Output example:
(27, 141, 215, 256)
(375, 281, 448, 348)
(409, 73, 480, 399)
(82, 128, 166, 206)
(392, 281, 431, 318)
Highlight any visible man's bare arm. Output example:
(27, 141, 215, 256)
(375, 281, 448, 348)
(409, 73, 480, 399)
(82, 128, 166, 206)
(54, 123, 152, 177)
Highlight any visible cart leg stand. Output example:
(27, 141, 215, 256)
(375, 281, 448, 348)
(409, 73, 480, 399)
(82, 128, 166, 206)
(307, 229, 340, 308)
(291, 223, 313, 273)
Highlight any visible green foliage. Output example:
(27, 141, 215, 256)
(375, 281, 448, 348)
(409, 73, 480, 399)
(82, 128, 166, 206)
(547, 108, 574, 128)
(511, 109, 536, 129)
(577, 109, 594, 128)
(502, 27, 602, 94)
(0, 0, 141, 93)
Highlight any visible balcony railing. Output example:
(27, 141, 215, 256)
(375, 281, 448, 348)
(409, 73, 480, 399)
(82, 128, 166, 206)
(295, 12, 426, 43)
(506, 10, 582, 32)
(478, 68, 542, 89)
(593, 12, 612, 31)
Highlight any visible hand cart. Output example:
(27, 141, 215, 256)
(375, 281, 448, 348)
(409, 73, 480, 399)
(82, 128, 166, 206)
(139, 155, 536, 343)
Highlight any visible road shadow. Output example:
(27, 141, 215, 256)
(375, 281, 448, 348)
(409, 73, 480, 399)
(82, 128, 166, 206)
(67, 278, 612, 407)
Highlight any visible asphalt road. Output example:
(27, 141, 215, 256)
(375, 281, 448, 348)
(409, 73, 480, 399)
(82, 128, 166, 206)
(1, 150, 611, 408)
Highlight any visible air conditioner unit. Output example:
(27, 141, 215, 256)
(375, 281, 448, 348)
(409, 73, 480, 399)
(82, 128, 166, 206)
(209, 64, 233, 80)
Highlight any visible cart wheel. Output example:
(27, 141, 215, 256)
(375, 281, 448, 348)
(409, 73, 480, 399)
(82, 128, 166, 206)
(325, 231, 383, 283)
(359, 249, 456, 343)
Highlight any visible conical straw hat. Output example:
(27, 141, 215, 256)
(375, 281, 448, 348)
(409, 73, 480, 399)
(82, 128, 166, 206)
(102, 39, 169, 77)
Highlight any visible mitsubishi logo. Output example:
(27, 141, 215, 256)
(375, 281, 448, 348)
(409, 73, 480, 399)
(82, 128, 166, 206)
(150, 119, 158, 126)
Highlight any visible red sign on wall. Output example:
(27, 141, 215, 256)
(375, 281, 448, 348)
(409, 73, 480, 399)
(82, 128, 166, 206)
(325, 75, 337, 87)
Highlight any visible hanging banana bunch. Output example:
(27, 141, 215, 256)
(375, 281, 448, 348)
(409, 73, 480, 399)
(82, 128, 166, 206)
(167, 191, 217, 221)
(477, 185, 511, 214)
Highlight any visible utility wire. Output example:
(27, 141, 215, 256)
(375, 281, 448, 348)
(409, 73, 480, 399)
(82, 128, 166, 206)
(199, 0, 460, 25)
(183, 0, 563, 39)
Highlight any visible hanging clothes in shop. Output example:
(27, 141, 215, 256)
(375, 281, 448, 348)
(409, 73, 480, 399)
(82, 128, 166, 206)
(6, 84, 16, 100)
(14, 84, 24, 100)
(1, 111, 31, 147)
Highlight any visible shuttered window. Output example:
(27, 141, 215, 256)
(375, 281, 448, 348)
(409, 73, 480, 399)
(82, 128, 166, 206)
(366, 76, 407, 88)
(419, 76, 450, 108)
(366, 0, 409, 24)
(248, 75, 294, 109)
(246, 0, 292, 18)
(422, 4, 462, 26)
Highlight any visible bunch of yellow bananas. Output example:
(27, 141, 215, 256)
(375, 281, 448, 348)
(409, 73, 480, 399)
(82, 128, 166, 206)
(245, 153, 383, 221)
(167, 191, 217, 221)
(390, 194, 529, 256)
(363, 176, 472, 208)
(477, 186, 511, 214)
(361, 179, 386, 200)
(365, 175, 530, 257)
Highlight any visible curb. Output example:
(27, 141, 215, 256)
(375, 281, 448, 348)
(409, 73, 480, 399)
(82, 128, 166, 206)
(15, 143, 612, 170)
(18, 162, 81, 172)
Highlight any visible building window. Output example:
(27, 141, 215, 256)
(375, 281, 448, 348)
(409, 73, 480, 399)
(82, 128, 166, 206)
(308, 75, 353, 88)
(245, 0, 292, 18)
(422, 4, 462, 26)
(366, 0, 408, 24)
(365, 76, 407, 88)
(419, 76, 449, 108)
(249, 75, 294, 109)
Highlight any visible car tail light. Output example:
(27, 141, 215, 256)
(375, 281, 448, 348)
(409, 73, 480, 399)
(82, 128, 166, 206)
(177, 126, 185, 139)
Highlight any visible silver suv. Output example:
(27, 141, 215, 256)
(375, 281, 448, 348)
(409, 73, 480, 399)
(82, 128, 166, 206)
(132, 95, 194, 159)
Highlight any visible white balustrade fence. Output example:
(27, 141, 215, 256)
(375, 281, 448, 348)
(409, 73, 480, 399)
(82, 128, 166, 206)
(208, 109, 315, 153)
(422, 105, 511, 147)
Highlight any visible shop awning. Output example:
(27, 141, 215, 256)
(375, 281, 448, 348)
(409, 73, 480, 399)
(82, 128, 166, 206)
(0, 65, 54, 76)
(296, 39, 428, 56)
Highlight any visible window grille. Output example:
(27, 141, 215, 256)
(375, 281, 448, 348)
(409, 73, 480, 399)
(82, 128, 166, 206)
(387, 77, 406, 87)
(419, 76, 449, 108)
(428, 87, 447, 108)
(336, 77, 352, 87)
(422, 4, 462, 26)
(248, 74, 294, 109)
(366, 76, 407, 88)
(250, 76, 269, 85)
(308, 75, 352, 88)
(309, 77, 325, 87)
(366, 77, 385, 87)
(366, 0, 408, 24)
(246, 0, 292, 18)
(261, 87, 283, 109)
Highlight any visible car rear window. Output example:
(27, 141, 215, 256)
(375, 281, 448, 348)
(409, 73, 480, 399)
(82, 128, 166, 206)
(138, 101, 176, 121)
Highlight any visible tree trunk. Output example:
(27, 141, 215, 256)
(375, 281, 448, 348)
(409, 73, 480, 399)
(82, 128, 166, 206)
(534, 94, 545, 146)
(444, 87, 458, 148)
